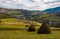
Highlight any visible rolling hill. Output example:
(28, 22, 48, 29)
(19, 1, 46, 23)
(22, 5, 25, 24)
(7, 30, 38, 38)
(0, 8, 60, 27)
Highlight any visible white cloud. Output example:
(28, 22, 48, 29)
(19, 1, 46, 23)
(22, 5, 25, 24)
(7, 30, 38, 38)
(0, 0, 60, 11)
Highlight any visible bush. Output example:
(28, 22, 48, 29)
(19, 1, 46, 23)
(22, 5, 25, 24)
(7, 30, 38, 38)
(37, 22, 51, 34)
(27, 24, 36, 32)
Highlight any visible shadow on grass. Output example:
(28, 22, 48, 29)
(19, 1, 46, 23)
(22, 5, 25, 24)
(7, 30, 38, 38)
(0, 28, 27, 31)
(0, 28, 60, 31)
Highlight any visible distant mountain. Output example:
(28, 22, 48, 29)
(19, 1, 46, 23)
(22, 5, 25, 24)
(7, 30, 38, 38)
(44, 6, 60, 13)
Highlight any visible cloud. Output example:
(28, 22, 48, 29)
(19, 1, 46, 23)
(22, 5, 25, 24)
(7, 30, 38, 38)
(0, 0, 60, 11)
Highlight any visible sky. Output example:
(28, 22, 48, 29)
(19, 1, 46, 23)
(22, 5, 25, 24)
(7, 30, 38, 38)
(0, 0, 60, 11)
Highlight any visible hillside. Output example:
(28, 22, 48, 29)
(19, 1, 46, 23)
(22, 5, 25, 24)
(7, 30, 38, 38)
(0, 18, 41, 29)
(0, 13, 12, 19)
(0, 8, 60, 22)
(0, 8, 60, 27)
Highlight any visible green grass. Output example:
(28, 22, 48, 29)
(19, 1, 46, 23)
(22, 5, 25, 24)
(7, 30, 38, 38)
(0, 24, 60, 39)
(0, 18, 60, 39)
(0, 29, 60, 39)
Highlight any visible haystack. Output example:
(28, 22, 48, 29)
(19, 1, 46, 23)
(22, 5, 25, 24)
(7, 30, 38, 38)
(28, 24, 36, 32)
(37, 22, 51, 34)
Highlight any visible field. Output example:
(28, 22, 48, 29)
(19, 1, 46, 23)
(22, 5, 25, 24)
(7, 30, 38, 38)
(0, 18, 60, 39)
(0, 28, 60, 39)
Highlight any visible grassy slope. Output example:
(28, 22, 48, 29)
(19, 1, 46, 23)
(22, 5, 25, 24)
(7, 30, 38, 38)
(0, 18, 41, 29)
(0, 18, 60, 29)
(0, 13, 11, 19)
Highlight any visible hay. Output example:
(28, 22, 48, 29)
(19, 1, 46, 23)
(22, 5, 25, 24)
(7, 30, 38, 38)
(28, 24, 36, 32)
(37, 22, 51, 34)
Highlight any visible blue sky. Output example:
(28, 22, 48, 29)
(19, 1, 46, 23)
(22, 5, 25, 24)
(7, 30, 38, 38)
(0, 0, 60, 11)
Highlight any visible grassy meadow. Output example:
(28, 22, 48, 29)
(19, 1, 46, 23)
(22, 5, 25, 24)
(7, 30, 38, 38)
(0, 18, 60, 39)
(0, 29, 60, 39)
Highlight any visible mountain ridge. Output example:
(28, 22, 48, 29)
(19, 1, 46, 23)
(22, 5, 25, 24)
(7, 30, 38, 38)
(43, 6, 60, 13)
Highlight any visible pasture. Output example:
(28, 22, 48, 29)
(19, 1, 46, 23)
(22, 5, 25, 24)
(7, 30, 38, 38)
(0, 18, 60, 39)
(0, 26, 60, 39)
